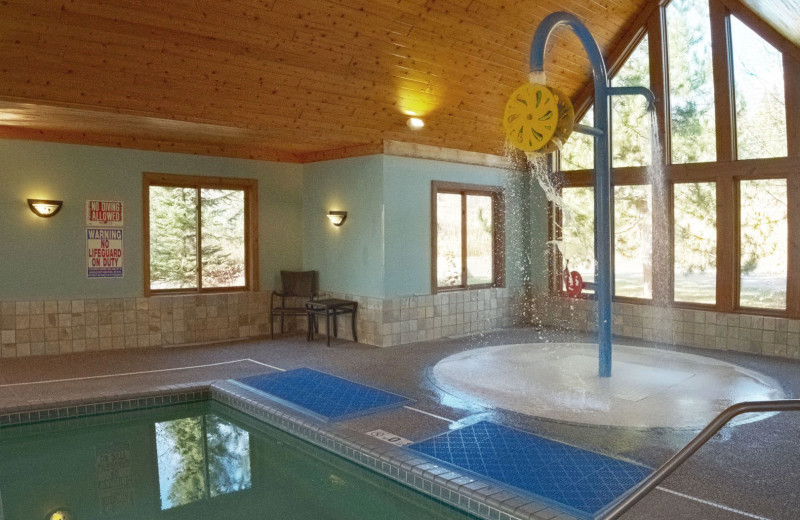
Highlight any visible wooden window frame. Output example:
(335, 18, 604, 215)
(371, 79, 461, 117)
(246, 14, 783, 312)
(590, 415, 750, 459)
(550, 0, 800, 319)
(735, 176, 790, 315)
(431, 181, 505, 294)
(143, 172, 259, 296)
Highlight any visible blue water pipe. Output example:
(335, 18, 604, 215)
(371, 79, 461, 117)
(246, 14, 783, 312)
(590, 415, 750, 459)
(529, 12, 655, 377)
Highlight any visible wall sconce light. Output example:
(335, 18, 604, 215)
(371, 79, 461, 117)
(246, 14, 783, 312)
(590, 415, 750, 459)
(27, 199, 63, 218)
(326, 210, 347, 226)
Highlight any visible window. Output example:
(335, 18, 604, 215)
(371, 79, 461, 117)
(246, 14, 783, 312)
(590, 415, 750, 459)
(730, 16, 787, 160)
(615, 185, 653, 299)
(612, 35, 652, 167)
(666, 0, 717, 163)
(560, 186, 595, 294)
(560, 106, 594, 171)
(432, 182, 504, 292)
(144, 173, 257, 294)
(549, 0, 799, 320)
(674, 182, 717, 304)
(739, 179, 787, 309)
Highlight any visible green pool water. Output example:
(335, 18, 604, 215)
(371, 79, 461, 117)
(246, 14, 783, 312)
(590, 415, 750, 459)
(0, 401, 474, 520)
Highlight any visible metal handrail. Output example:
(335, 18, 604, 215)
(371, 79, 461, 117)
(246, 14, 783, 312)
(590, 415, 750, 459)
(600, 399, 800, 519)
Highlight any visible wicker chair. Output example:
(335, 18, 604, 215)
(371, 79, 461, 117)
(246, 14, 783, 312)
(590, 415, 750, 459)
(270, 270, 318, 338)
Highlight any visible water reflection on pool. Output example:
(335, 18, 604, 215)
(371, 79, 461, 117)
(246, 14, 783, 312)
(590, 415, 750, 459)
(0, 401, 475, 520)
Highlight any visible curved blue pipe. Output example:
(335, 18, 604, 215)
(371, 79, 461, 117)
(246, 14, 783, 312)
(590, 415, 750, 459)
(529, 12, 655, 377)
(529, 12, 608, 91)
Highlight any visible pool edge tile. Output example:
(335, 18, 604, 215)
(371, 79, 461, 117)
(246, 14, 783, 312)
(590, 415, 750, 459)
(211, 378, 575, 520)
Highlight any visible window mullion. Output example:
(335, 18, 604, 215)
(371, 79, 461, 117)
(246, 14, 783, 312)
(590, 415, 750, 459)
(493, 192, 505, 288)
(716, 176, 737, 312)
(648, 7, 670, 166)
(787, 176, 800, 318)
(786, 56, 800, 318)
(785, 54, 800, 157)
(196, 187, 203, 292)
(709, 0, 735, 162)
(652, 182, 672, 304)
(549, 196, 562, 295)
(461, 192, 468, 289)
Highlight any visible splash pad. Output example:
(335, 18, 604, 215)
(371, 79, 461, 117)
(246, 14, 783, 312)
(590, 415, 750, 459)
(432, 12, 787, 429)
(432, 343, 786, 429)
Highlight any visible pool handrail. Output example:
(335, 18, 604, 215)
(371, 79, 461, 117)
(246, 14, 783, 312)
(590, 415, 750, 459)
(599, 398, 800, 519)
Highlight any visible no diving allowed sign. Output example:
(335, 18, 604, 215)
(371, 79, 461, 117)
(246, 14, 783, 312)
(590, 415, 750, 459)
(86, 200, 124, 279)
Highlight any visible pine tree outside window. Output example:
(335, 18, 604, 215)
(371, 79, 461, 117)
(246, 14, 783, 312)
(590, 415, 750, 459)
(673, 182, 717, 304)
(559, 106, 594, 171)
(730, 15, 787, 160)
(666, 0, 717, 163)
(550, 0, 798, 320)
(611, 35, 651, 167)
(144, 173, 257, 294)
(155, 414, 252, 509)
(739, 179, 788, 310)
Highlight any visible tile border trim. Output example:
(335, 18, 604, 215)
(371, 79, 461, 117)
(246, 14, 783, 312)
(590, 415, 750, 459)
(0, 384, 209, 427)
(0, 380, 578, 520)
(211, 380, 579, 520)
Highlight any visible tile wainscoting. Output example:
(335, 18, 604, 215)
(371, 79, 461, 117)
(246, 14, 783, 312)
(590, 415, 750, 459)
(320, 287, 525, 348)
(5, 289, 795, 360)
(532, 295, 800, 360)
(0, 292, 273, 358)
(0, 287, 525, 357)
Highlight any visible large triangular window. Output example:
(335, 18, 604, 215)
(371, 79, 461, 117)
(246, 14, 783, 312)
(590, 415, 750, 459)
(559, 106, 594, 171)
(666, 0, 717, 164)
(611, 35, 652, 167)
(731, 15, 787, 160)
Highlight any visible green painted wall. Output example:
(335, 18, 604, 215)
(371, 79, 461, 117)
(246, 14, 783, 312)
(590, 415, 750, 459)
(302, 155, 385, 298)
(0, 139, 303, 299)
(382, 155, 546, 297)
(0, 139, 547, 303)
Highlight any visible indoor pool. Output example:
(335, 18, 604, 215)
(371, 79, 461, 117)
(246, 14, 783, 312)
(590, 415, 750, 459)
(0, 401, 475, 520)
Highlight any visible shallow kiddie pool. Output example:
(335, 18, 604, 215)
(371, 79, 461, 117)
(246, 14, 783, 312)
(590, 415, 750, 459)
(0, 401, 475, 520)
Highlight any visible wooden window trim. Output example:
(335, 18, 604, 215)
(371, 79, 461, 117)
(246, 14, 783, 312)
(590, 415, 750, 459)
(143, 172, 259, 296)
(431, 181, 505, 294)
(735, 176, 790, 313)
(551, 2, 799, 320)
(710, 0, 736, 162)
(555, 160, 798, 317)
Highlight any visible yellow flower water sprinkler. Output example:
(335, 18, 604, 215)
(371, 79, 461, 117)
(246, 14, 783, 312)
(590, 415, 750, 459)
(503, 82, 575, 153)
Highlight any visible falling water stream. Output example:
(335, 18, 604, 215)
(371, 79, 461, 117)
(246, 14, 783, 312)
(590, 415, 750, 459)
(509, 105, 677, 343)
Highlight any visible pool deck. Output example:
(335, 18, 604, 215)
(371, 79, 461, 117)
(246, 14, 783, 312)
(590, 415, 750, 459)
(1, 327, 798, 519)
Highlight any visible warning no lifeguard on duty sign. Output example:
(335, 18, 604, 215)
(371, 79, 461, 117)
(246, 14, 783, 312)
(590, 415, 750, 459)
(86, 200, 124, 279)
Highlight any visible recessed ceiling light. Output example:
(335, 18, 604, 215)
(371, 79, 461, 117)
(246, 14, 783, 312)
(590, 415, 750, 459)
(407, 117, 425, 130)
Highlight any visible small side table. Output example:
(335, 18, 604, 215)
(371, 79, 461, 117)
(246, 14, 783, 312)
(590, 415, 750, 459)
(305, 299, 358, 346)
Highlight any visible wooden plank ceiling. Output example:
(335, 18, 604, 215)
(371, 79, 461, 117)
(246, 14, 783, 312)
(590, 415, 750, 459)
(0, 0, 654, 162)
(737, 0, 800, 49)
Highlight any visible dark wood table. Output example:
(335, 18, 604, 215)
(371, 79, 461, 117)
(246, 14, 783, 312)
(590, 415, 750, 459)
(305, 298, 358, 346)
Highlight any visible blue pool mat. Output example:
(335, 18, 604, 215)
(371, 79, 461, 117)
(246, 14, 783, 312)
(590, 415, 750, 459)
(409, 421, 651, 518)
(235, 368, 413, 422)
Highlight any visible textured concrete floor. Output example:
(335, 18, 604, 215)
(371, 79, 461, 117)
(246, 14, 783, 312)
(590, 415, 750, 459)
(0, 327, 798, 519)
